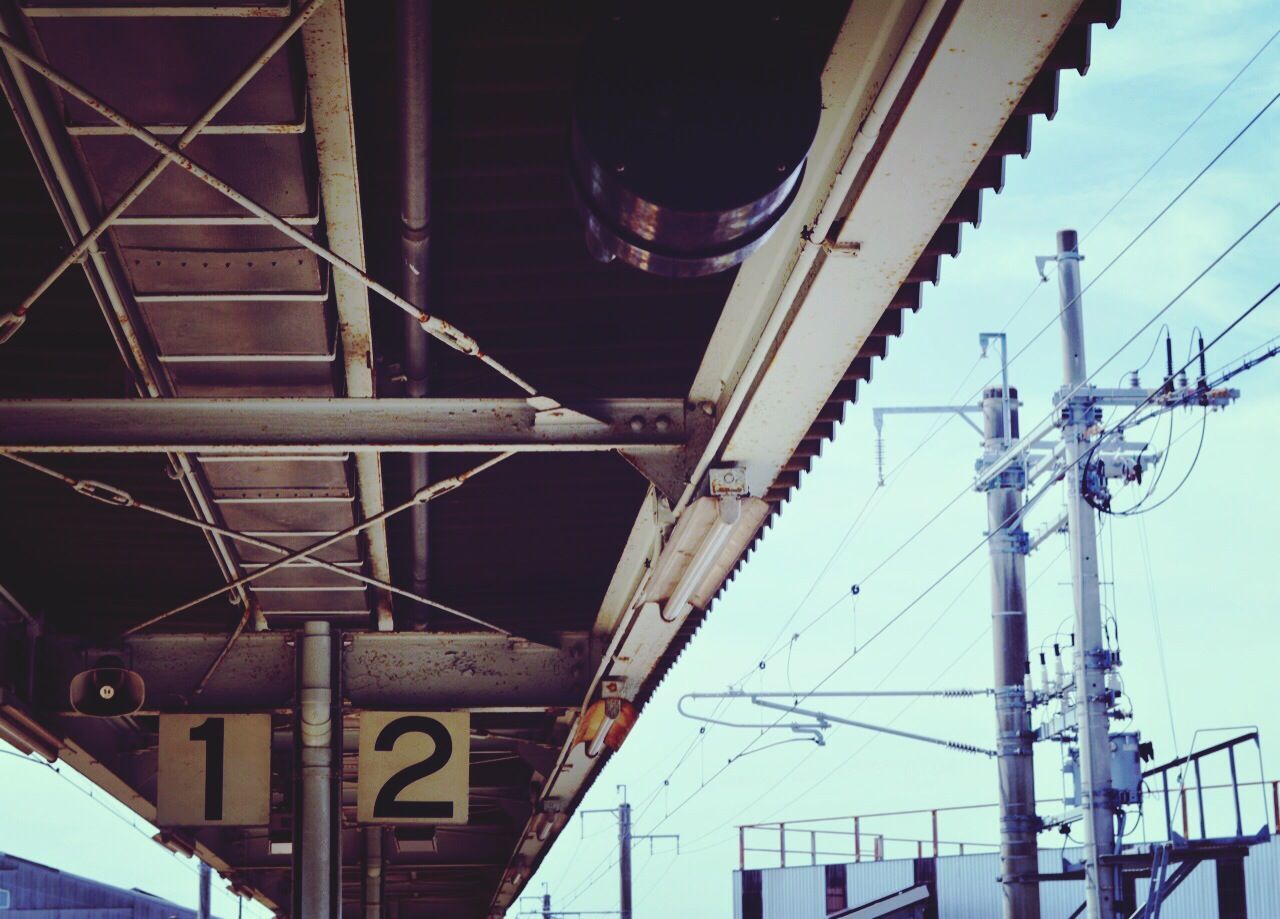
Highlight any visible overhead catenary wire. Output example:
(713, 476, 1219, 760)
(753, 190, 1280, 674)
(0, 749, 259, 914)
(543, 46, 1280, 909)
(590, 79, 1280, 862)
(568, 266, 1280, 902)
(1080, 25, 1280, 242)
(629, 274, 1280, 858)
(759, 274, 1280, 821)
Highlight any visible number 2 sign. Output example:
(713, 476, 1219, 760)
(157, 714, 271, 827)
(357, 712, 469, 825)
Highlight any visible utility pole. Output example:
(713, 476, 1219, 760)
(618, 798, 632, 919)
(581, 786, 679, 919)
(542, 888, 553, 919)
(978, 337, 1041, 918)
(197, 861, 211, 919)
(1053, 229, 1119, 919)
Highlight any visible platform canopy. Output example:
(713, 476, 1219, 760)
(0, 1, 1116, 915)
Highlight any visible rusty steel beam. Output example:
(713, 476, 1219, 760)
(38, 632, 589, 713)
(0, 398, 688, 453)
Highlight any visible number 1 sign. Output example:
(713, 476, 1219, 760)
(357, 712, 470, 825)
(157, 714, 271, 826)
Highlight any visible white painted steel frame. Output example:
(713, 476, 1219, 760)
(492, 0, 1093, 914)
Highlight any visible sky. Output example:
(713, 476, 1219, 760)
(2, 3, 1279, 919)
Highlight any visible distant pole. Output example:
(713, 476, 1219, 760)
(364, 826, 384, 918)
(197, 861, 211, 919)
(619, 799, 633, 919)
(982, 373, 1041, 919)
(542, 890, 552, 919)
(1055, 229, 1119, 919)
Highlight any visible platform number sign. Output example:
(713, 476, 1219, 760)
(358, 711, 469, 825)
(157, 714, 271, 827)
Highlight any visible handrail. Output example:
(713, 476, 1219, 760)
(737, 777, 1280, 870)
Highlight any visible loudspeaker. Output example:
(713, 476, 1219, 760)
(69, 655, 145, 717)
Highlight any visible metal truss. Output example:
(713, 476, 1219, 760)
(0, 27, 556, 408)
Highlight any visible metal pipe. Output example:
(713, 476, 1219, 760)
(364, 826, 385, 919)
(400, 0, 432, 627)
(298, 621, 336, 918)
(1055, 229, 1119, 919)
(982, 383, 1040, 919)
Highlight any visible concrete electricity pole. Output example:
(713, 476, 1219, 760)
(979, 357, 1041, 919)
(618, 798, 633, 919)
(197, 861, 211, 919)
(1053, 229, 1119, 919)
(581, 786, 679, 919)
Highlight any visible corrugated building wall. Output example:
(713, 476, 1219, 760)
(842, 858, 916, 906)
(0, 850, 200, 917)
(762, 864, 825, 917)
(1246, 836, 1280, 914)
(734, 838, 1280, 918)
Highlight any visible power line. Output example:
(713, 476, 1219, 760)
(637, 271, 1280, 857)
(1081, 26, 1280, 241)
(538, 46, 1280, 912)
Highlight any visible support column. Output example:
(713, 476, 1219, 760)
(983, 384, 1041, 919)
(1055, 229, 1119, 919)
(364, 826, 384, 919)
(618, 800, 632, 919)
(197, 861, 211, 919)
(297, 621, 339, 918)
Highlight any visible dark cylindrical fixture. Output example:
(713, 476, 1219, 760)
(571, 2, 822, 277)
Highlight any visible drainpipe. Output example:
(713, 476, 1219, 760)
(297, 621, 337, 917)
(399, 0, 432, 628)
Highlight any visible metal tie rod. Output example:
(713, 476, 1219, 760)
(0, 33, 548, 403)
(0, 451, 516, 638)
(0, 0, 331, 335)
(121, 453, 515, 636)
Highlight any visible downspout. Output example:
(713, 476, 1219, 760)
(399, 0, 431, 628)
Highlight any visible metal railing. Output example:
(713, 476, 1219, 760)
(738, 776, 1280, 869)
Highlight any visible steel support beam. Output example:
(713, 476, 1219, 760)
(0, 398, 688, 453)
(39, 632, 590, 713)
(302, 0, 395, 631)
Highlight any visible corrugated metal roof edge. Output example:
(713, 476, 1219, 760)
(635, 0, 1122, 714)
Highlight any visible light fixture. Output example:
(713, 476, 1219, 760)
(0, 689, 60, 761)
(642, 494, 770, 623)
(576, 696, 637, 759)
(532, 800, 564, 842)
